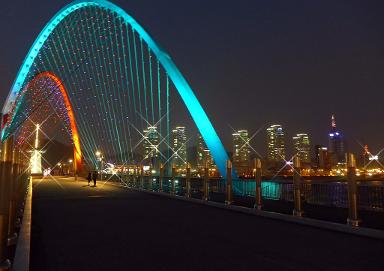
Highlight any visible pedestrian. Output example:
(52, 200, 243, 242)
(87, 172, 92, 186)
(92, 171, 98, 187)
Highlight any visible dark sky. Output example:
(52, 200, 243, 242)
(1, 0, 384, 157)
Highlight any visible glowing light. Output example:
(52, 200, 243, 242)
(1, 0, 231, 179)
(369, 155, 379, 161)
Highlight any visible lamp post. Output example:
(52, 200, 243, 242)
(68, 159, 73, 177)
(96, 151, 103, 182)
(57, 162, 62, 176)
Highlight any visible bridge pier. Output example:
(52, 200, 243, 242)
(346, 153, 360, 227)
(0, 136, 14, 270)
(225, 160, 233, 205)
(186, 163, 191, 198)
(254, 158, 262, 210)
(171, 165, 176, 195)
(203, 162, 209, 201)
(159, 163, 164, 192)
(293, 156, 303, 217)
(7, 147, 20, 246)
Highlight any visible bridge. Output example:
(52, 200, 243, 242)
(0, 0, 384, 270)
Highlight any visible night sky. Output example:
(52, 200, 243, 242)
(1, 0, 383, 157)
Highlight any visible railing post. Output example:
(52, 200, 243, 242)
(148, 165, 153, 191)
(159, 163, 164, 192)
(0, 136, 14, 270)
(140, 165, 144, 189)
(225, 160, 233, 205)
(171, 164, 176, 195)
(293, 156, 303, 217)
(203, 161, 209, 201)
(254, 158, 262, 210)
(186, 163, 191, 198)
(346, 153, 360, 227)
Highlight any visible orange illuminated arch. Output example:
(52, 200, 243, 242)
(29, 71, 82, 171)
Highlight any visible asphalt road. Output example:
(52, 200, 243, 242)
(30, 176, 384, 271)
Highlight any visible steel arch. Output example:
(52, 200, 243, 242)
(2, 0, 233, 178)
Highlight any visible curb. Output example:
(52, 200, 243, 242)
(12, 179, 32, 271)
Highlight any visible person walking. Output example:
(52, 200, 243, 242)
(92, 171, 98, 187)
(87, 172, 92, 186)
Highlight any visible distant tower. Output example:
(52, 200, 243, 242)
(172, 126, 187, 169)
(30, 124, 43, 174)
(143, 126, 159, 166)
(267, 125, 286, 162)
(232, 130, 250, 175)
(197, 133, 217, 174)
(293, 133, 311, 164)
(328, 114, 345, 166)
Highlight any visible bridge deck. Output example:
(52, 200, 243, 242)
(30, 176, 384, 271)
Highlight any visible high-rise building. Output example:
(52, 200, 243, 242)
(232, 130, 250, 175)
(328, 115, 345, 166)
(143, 126, 159, 165)
(293, 133, 311, 163)
(197, 133, 216, 173)
(315, 145, 330, 170)
(267, 125, 285, 162)
(172, 126, 187, 169)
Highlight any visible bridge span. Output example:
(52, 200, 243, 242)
(27, 176, 384, 271)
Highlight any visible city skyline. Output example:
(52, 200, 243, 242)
(1, 0, 383, 156)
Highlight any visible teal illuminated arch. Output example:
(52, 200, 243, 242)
(2, 0, 234, 178)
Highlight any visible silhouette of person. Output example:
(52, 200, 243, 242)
(92, 171, 98, 187)
(87, 172, 92, 186)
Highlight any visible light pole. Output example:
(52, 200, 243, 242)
(57, 162, 62, 176)
(96, 151, 103, 182)
(68, 159, 73, 177)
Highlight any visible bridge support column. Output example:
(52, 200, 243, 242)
(346, 153, 360, 227)
(186, 163, 191, 198)
(148, 165, 153, 191)
(203, 162, 209, 201)
(8, 147, 20, 246)
(159, 163, 164, 192)
(73, 151, 78, 181)
(293, 156, 303, 217)
(254, 158, 262, 210)
(140, 165, 144, 189)
(171, 165, 176, 195)
(0, 136, 14, 270)
(225, 160, 233, 205)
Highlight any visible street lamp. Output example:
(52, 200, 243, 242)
(96, 151, 103, 182)
(68, 159, 74, 176)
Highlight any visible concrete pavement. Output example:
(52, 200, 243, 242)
(30, 176, 384, 271)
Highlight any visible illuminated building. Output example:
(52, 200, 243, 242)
(293, 133, 311, 164)
(232, 130, 250, 175)
(328, 115, 345, 166)
(172, 126, 187, 169)
(197, 133, 217, 174)
(143, 126, 159, 166)
(267, 125, 285, 162)
(315, 145, 330, 170)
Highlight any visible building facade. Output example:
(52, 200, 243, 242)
(143, 126, 159, 166)
(196, 133, 217, 175)
(267, 125, 286, 162)
(172, 126, 187, 169)
(328, 115, 345, 166)
(232, 130, 250, 175)
(293, 133, 311, 164)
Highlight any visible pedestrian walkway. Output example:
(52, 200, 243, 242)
(30, 176, 384, 271)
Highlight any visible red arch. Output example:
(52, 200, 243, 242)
(29, 72, 82, 171)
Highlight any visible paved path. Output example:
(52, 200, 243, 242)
(30, 176, 384, 271)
